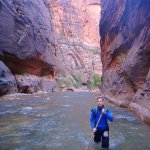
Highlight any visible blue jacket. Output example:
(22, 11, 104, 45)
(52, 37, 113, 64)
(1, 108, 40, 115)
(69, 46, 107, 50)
(90, 105, 113, 131)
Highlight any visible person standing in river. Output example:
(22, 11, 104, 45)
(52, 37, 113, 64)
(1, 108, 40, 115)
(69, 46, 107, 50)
(90, 97, 113, 148)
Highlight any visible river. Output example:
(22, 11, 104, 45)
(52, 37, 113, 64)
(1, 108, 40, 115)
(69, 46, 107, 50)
(0, 92, 150, 150)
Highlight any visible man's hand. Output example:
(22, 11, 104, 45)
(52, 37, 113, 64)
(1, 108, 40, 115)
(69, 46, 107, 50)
(93, 128, 97, 133)
(102, 108, 106, 114)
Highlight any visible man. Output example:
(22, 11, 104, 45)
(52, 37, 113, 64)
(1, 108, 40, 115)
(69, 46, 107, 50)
(90, 97, 113, 148)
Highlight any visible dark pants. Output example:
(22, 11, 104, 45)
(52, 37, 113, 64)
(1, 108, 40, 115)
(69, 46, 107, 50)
(94, 128, 109, 148)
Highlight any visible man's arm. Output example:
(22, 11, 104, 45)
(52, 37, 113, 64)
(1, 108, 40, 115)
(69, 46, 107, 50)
(105, 108, 113, 121)
(90, 109, 95, 129)
(90, 109, 97, 133)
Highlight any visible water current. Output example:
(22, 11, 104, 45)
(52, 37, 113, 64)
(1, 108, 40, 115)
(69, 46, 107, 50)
(0, 92, 150, 150)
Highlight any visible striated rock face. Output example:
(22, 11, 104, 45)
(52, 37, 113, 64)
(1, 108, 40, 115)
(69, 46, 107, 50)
(49, 0, 102, 84)
(100, 0, 150, 123)
(0, 61, 18, 95)
(130, 70, 150, 124)
(0, 0, 61, 77)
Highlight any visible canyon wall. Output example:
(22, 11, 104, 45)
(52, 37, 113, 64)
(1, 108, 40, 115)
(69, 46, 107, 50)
(0, 0, 59, 93)
(0, 0, 101, 94)
(100, 0, 150, 123)
(49, 0, 102, 89)
(0, 0, 59, 76)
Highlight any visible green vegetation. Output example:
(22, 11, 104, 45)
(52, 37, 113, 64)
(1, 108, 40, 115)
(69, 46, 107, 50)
(91, 74, 101, 87)
(56, 73, 82, 88)
(74, 72, 84, 86)
(56, 75, 74, 86)
(56, 73, 101, 90)
(87, 74, 101, 89)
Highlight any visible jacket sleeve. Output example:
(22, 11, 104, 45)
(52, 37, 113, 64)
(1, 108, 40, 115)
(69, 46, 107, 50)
(106, 107, 113, 122)
(90, 109, 95, 129)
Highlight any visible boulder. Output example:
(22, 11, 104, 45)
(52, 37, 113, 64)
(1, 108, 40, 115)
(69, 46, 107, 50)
(0, 61, 18, 95)
(15, 74, 54, 93)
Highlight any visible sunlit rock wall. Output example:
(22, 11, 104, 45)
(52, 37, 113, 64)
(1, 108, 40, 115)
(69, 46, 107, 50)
(100, 0, 150, 123)
(49, 0, 102, 86)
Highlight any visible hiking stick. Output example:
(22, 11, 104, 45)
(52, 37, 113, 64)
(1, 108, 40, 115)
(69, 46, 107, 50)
(86, 112, 103, 150)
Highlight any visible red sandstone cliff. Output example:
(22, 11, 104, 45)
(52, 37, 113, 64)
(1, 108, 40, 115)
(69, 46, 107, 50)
(100, 0, 150, 123)
(49, 0, 102, 89)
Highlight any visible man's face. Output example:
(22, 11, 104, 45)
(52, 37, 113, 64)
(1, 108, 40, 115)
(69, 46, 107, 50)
(97, 98, 103, 107)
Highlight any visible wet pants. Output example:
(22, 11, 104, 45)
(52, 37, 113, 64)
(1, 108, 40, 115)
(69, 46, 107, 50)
(94, 128, 109, 148)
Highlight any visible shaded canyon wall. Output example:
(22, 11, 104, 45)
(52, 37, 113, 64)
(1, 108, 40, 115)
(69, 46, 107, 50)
(100, 0, 150, 123)
(0, 0, 60, 95)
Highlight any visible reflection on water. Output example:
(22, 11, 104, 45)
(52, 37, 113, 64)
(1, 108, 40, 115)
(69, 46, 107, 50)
(0, 92, 150, 150)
